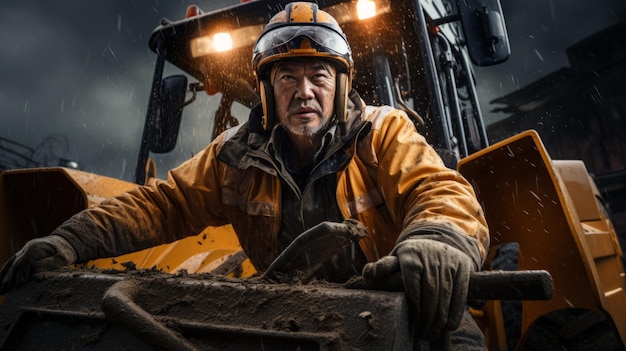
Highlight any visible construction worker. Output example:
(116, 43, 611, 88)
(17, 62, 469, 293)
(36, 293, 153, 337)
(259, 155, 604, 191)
(0, 2, 489, 348)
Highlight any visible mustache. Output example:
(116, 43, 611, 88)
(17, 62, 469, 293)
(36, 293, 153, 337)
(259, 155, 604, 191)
(287, 99, 323, 115)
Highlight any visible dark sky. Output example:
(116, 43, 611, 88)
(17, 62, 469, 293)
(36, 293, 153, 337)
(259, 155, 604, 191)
(1, 0, 625, 182)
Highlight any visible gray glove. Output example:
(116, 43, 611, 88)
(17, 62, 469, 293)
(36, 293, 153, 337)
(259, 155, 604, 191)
(0, 235, 77, 294)
(362, 238, 472, 341)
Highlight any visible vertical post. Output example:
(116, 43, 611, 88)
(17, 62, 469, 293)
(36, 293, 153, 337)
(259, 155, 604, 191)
(458, 51, 490, 150)
(135, 40, 166, 184)
(411, 0, 451, 151)
(437, 34, 468, 157)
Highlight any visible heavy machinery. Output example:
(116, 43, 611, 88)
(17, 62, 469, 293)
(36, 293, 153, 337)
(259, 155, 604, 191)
(1, 0, 624, 349)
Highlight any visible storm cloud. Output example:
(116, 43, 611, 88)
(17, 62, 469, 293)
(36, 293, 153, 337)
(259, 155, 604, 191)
(476, 0, 626, 122)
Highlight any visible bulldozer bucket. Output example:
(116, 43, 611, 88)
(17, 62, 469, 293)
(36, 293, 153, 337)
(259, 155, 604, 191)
(458, 130, 626, 348)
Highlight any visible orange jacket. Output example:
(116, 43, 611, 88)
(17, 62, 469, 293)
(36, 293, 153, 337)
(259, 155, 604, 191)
(55, 92, 489, 272)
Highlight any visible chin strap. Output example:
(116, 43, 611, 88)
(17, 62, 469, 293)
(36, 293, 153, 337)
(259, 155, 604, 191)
(335, 72, 350, 124)
(259, 80, 275, 131)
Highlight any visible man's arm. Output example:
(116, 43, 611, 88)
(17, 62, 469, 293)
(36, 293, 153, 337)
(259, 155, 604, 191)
(363, 108, 489, 341)
(54, 136, 230, 262)
(369, 108, 488, 266)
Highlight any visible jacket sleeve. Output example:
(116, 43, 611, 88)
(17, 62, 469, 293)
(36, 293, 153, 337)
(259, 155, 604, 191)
(53, 134, 230, 263)
(371, 108, 489, 269)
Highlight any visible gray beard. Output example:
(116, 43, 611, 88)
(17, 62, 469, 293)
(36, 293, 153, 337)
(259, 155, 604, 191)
(281, 115, 332, 137)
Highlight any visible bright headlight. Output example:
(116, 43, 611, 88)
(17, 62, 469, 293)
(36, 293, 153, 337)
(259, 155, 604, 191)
(191, 25, 263, 58)
(213, 33, 233, 52)
(356, 0, 377, 20)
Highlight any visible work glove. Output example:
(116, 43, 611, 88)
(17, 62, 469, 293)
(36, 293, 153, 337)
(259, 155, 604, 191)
(362, 238, 473, 341)
(0, 235, 77, 294)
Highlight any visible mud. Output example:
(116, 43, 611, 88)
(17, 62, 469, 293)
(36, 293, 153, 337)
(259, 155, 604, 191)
(0, 265, 408, 350)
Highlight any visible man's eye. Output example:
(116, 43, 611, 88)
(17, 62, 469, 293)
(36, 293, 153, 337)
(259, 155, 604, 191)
(311, 73, 330, 82)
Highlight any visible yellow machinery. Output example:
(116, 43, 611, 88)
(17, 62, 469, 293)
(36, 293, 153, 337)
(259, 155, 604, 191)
(459, 130, 626, 349)
(1, 0, 625, 349)
(0, 167, 255, 278)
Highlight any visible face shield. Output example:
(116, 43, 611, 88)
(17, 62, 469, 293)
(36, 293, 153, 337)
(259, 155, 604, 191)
(253, 24, 352, 78)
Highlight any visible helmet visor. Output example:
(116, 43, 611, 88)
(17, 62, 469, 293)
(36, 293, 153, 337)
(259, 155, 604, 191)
(253, 25, 351, 70)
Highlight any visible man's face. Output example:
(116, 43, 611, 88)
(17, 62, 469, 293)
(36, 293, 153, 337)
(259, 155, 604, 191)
(272, 59, 336, 137)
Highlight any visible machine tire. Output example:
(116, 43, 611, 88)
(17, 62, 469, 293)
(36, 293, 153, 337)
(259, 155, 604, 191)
(519, 309, 624, 351)
(490, 242, 522, 350)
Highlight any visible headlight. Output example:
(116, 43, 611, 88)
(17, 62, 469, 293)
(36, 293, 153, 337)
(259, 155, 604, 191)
(191, 25, 263, 58)
(356, 0, 377, 20)
(212, 33, 233, 52)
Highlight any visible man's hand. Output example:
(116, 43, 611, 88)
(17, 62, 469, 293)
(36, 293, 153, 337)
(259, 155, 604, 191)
(0, 235, 77, 294)
(362, 239, 473, 341)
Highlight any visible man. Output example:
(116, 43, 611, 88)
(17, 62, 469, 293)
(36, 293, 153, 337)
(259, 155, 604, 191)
(0, 2, 489, 348)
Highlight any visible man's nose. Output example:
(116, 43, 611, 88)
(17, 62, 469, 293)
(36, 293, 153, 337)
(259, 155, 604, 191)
(294, 78, 315, 100)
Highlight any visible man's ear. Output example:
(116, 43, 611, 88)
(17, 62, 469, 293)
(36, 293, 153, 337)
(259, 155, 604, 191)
(259, 79, 275, 131)
(335, 72, 350, 123)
